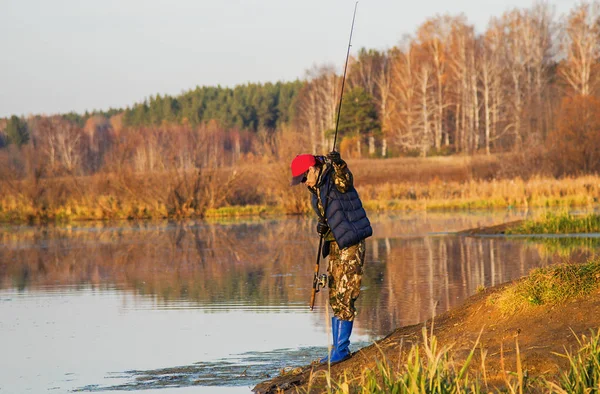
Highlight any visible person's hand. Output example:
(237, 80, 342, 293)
(316, 220, 329, 236)
(327, 150, 342, 165)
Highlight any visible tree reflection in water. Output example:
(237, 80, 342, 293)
(0, 212, 594, 338)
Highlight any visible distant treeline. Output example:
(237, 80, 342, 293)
(0, 81, 304, 144)
(122, 82, 304, 131)
(2, 1, 600, 180)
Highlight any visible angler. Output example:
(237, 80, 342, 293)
(290, 150, 372, 364)
(290, 2, 370, 364)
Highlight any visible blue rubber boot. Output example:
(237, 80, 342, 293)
(320, 317, 338, 363)
(329, 318, 353, 363)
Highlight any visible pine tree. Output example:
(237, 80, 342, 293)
(337, 87, 380, 137)
(5, 115, 30, 147)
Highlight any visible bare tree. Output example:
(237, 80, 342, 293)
(415, 16, 456, 150)
(31, 116, 84, 175)
(447, 18, 477, 153)
(416, 61, 434, 156)
(295, 79, 321, 153)
(498, 10, 529, 149)
(520, 3, 556, 143)
(348, 48, 385, 97)
(84, 115, 114, 172)
(374, 52, 393, 156)
(295, 65, 340, 153)
(559, 1, 600, 96)
(478, 25, 505, 154)
(388, 39, 434, 155)
(490, 5, 557, 150)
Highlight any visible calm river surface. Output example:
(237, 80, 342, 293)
(1, 210, 598, 393)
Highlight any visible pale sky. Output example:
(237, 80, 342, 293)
(0, 0, 576, 118)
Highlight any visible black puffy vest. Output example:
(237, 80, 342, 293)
(311, 169, 373, 250)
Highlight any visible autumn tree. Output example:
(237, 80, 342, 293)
(387, 39, 433, 156)
(559, 1, 600, 96)
(30, 116, 84, 175)
(499, 10, 528, 149)
(83, 115, 114, 172)
(373, 53, 393, 156)
(519, 3, 555, 143)
(348, 48, 388, 108)
(493, 5, 555, 150)
(446, 17, 477, 153)
(414, 52, 433, 156)
(415, 16, 455, 150)
(547, 95, 600, 174)
(478, 22, 505, 154)
(295, 65, 340, 153)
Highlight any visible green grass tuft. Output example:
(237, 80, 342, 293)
(312, 328, 600, 393)
(490, 258, 600, 314)
(304, 327, 484, 394)
(507, 212, 600, 235)
(548, 329, 600, 393)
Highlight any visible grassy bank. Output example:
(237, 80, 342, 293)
(314, 327, 600, 394)
(506, 212, 600, 234)
(489, 257, 600, 314)
(306, 259, 600, 394)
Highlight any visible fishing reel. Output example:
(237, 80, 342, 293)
(313, 273, 328, 293)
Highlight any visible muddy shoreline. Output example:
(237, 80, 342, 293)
(253, 220, 600, 393)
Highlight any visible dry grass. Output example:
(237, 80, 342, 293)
(357, 175, 599, 212)
(306, 327, 600, 393)
(1, 154, 599, 222)
(348, 154, 501, 185)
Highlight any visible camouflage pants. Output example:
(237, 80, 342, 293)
(327, 239, 366, 321)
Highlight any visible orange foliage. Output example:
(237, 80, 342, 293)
(547, 95, 600, 175)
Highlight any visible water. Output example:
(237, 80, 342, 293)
(1, 211, 597, 393)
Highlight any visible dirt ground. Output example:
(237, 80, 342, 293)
(253, 223, 600, 393)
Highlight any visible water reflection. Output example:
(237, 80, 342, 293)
(1, 212, 598, 392)
(2, 212, 593, 334)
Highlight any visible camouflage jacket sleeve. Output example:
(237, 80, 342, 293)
(331, 159, 353, 193)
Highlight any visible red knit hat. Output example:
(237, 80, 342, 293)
(290, 154, 316, 186)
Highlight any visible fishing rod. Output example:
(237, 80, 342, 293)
(310, 1, 358, 311)
(332, 1, 358, 152)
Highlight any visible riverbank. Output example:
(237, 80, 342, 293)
(253, 257, 600, 393)
(1, 169, 599, 223)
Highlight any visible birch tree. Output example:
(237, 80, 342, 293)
(295, 65, 340, 153)
(415, 16, 454, 150)
(559, 1, 600, 96)
(498, 10, 528, 149)
(31, 116, 84, 174)
(374, 52, 393, 156)
(447, 18, 477, 153)
(478, 22, 505, 154)
(389, 40, 434, 155)
(527, 2, 556, 141)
